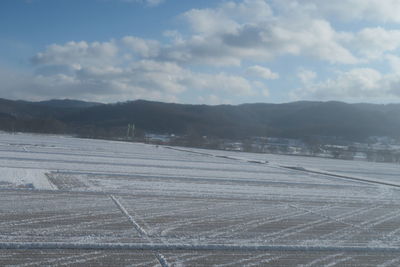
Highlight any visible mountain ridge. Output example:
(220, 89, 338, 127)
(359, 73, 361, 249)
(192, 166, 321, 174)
(0, 98, 399, 141)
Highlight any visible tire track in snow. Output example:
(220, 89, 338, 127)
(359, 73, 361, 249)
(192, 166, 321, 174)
(166, 253, 213, 266)
(298, 253, 344, 267)
(286, 203, 389, 243)
(259, 204, 381, 243)
(9, 251, 101, 267)
(243, 256, 283, 267)
(213, 253, 270, 267)
(159, 202, 286, 237)
(287, 204, 366, 230)
(132, 200, 242, 236)
(211, 204, 336, 240)
(5, 219, 134, 243)
(57, 253, 110, 266)
(124, 257, 160, 267)
(319, 206, 398, 241)
(324, 256, 353, 267)
(323, 207, 400, 246)
(29, 217, 134, 237)
(0, 210, 118, 228)
(379, 225, 400, 245)
(378, 256, 400, 267)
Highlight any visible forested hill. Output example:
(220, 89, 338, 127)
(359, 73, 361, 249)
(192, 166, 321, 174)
(0, 98, 399, 141)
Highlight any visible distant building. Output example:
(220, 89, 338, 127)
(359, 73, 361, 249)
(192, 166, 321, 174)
(145, 133, 173, 144)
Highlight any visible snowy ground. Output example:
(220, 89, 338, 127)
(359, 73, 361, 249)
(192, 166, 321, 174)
(1, 132, 400, 266)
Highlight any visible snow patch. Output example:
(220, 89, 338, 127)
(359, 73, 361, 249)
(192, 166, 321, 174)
(0, 167, 56, 190)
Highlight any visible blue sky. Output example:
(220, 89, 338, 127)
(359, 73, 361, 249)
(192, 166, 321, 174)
(1, 0, 400, 104)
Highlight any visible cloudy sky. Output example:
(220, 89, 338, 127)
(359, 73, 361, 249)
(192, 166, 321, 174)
(1, 0, 400, 104)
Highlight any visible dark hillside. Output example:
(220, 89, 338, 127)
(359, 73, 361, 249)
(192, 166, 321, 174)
(0, 98, 399, 141)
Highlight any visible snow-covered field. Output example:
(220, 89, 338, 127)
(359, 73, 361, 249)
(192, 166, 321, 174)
(1, 132, 400, 266)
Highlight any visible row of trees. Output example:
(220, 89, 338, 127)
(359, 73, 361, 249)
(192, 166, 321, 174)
(1, 116, 399, 164)
(0, 117, 66, 134)
(0, 117, 145, 140)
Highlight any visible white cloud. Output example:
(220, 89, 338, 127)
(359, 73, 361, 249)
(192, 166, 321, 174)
(297, 69, 317, 84)
(348, 27, 400, 61)
(14, 35, 256, 103)
(171, 1, 357, 65)
(261, 88, 270, 97)
(292, 68, 400, 101)
(122, 36, 160, 58)
(274, 0, 400, 23)
(186, 72, 254, 96)
(246, 65, 279, 80)
(197, 94, 231, 105)
(315, 0, 400, 23)
(182, 8, 237, 36)
(31, 1, 379, 76)
(386, 54, 400, 72)
(183, 0, 272, 35)
(31, 41, 118, 67)
(8, 0, 400, 104)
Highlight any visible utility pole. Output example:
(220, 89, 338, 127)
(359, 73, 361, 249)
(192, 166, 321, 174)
(127, 123, 135, 140)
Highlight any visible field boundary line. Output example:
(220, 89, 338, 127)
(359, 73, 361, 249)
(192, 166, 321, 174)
(2, 242, 400, 253)
(281, 166, 400, 188)
(166, 146, 400, 189)
(110, 195, 148, 237)
(110, 195, 169, 267)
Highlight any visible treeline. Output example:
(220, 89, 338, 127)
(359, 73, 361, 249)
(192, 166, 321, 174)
(0, 98, 400, 143)
(0, 116, 66, 134)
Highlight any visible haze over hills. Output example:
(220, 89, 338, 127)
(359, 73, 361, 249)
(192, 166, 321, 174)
(0, 98, 399, 142)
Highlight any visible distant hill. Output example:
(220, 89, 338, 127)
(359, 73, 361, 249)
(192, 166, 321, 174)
(0, 98, 101, 119)
(0, 98, 399, 141)
(36, 99, 101, 109)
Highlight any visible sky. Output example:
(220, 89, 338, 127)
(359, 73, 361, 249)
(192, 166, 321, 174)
(1, 0, 400, 105)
